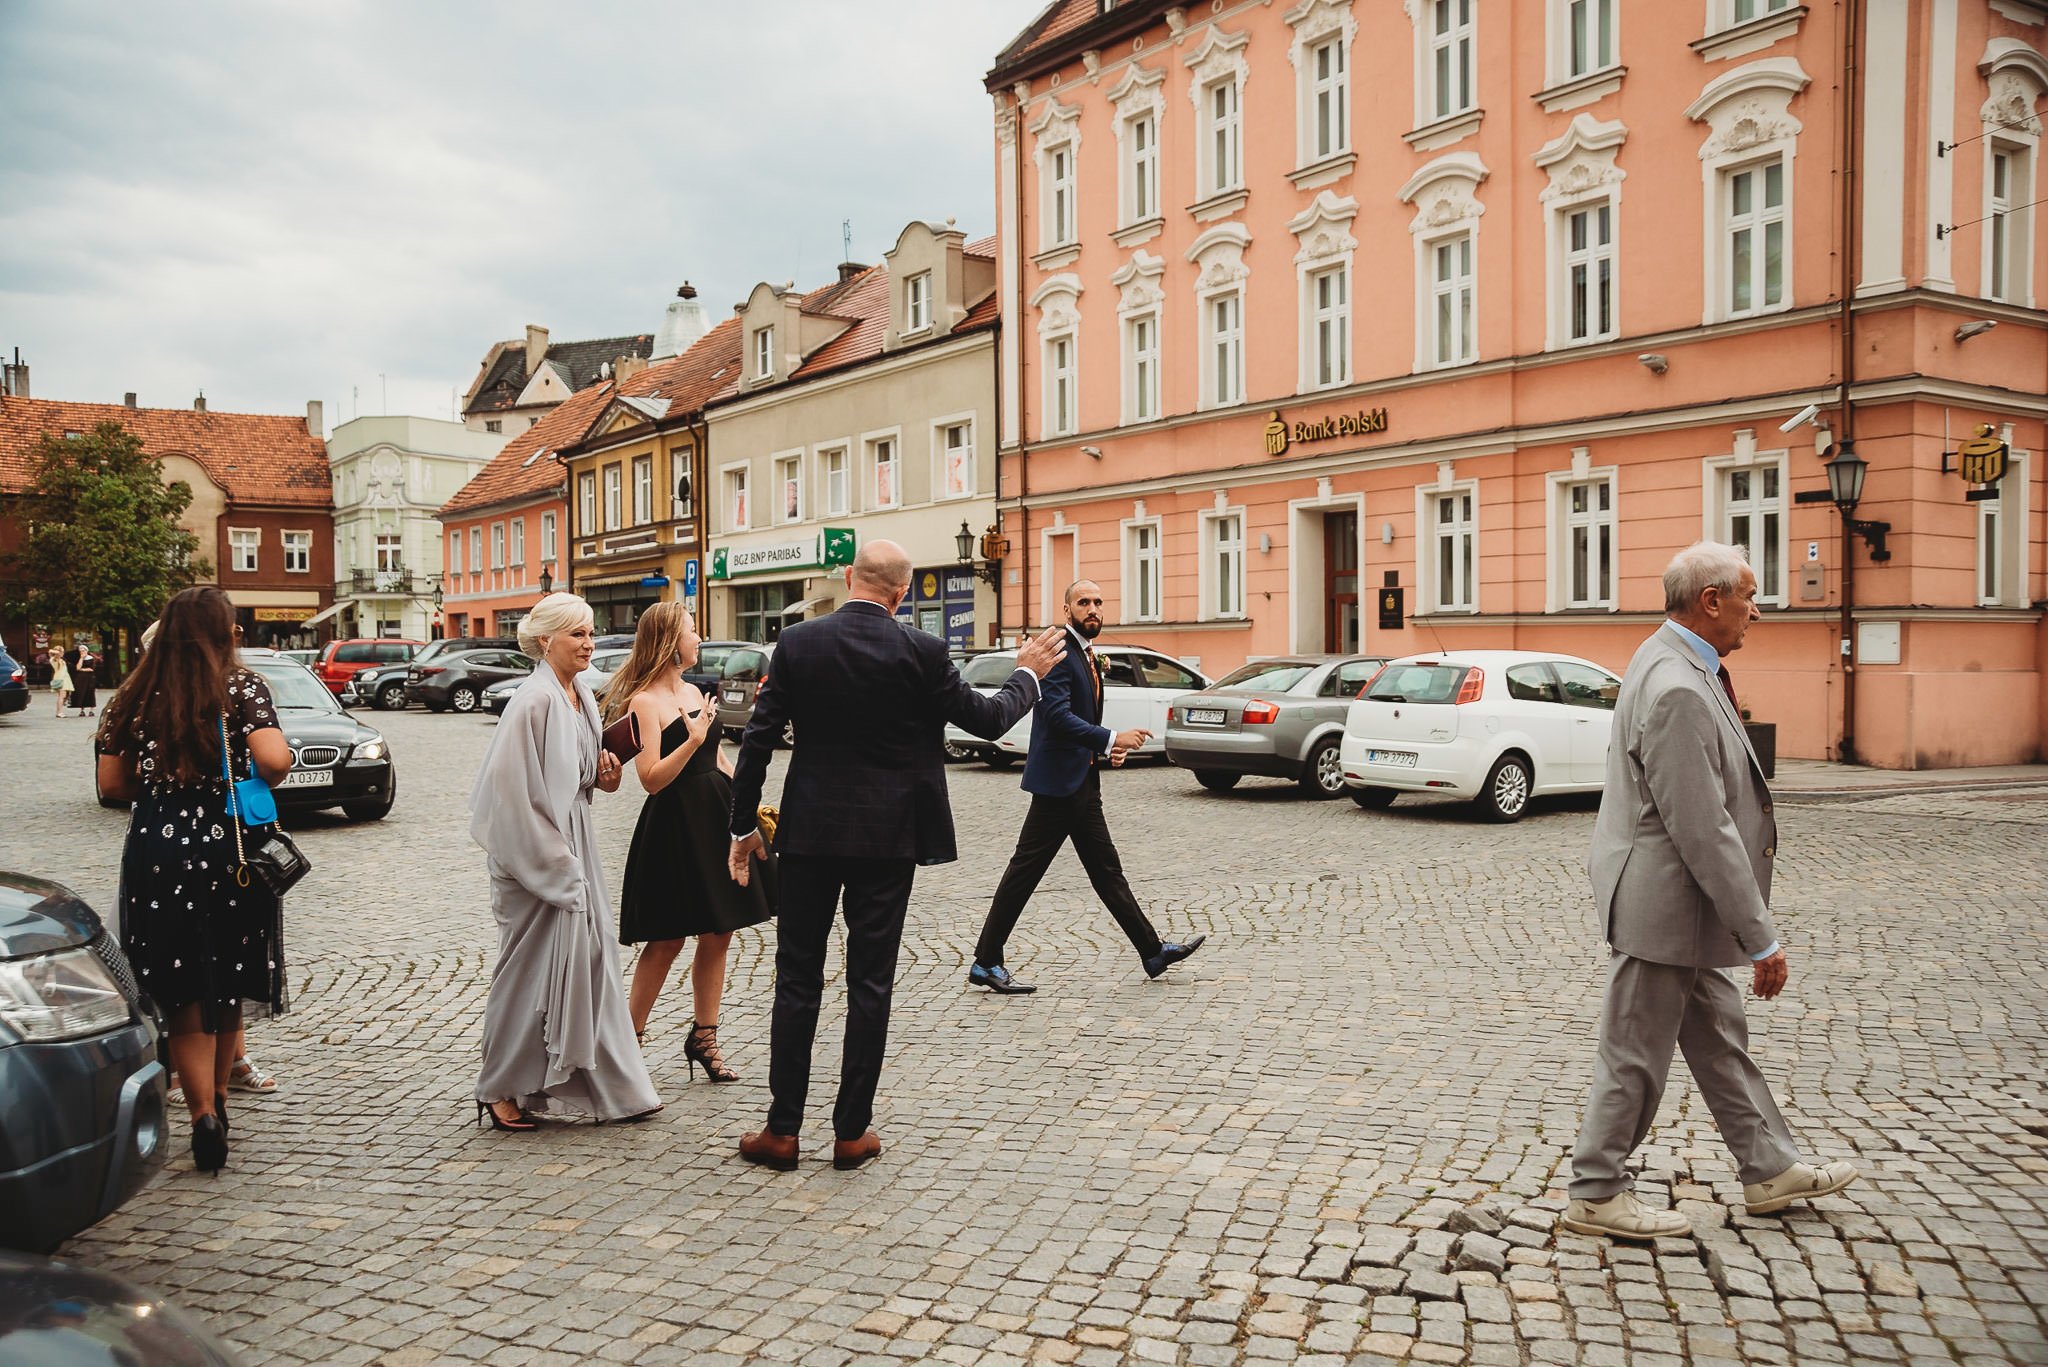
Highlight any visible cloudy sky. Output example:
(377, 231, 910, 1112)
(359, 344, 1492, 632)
(0, 2, 1040, 430)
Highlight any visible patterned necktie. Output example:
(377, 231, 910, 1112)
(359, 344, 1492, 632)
(1717, 665, 1740, 713)
(1089, 647, 1102, 707)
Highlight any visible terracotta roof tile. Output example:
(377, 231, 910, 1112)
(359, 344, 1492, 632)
(0, 396, 330, 506)
(964, 234, 997, 258)
(440, 381, 617, 517)
(618, 314, 745, 415)
(992, 0, 1101, 73)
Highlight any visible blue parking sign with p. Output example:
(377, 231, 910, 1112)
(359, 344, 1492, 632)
(682, 558, 700, 596)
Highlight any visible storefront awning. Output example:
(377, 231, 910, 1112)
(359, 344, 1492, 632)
(780, 596, 831, 617)
(299, 602, 345, 629)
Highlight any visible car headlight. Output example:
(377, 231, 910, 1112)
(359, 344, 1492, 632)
(355, 739, 387, 761)
(0, 947, 130, 1041)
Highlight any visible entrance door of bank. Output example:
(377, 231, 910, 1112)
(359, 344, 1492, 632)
(1323, 511, 1359, 653)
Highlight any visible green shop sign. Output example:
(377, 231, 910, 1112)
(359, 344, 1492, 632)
(711, 528, 856, 581)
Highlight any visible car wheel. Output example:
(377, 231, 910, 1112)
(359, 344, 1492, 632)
(343, 767, 397, 822)
(1479, 753, 1532, 823)
(451, 685, 479, 713)
(943, 740, 972, 762)
(1350, 786, 1398, 810)
(779, 720, 795, 748)
(1298, 736, 1347, 799)
(1195, 771, 1240, 792)
(985, 752, 1018, 769)
(375, 681, 407, 711)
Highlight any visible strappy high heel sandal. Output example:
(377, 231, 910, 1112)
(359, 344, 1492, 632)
(683, 1021, 738, 1082)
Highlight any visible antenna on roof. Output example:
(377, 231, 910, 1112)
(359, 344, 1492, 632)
(842, 218, 853, 263)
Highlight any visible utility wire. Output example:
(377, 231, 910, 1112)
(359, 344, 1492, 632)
(1938, 115, 2040, 156)
(1937, 193, 2048, 239)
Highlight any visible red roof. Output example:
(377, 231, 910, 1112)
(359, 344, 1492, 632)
(618, 314, 745, 414)
(439, 381, 614, 518)
(991, 0, 1102, 76)
(0, 395, 330, 506)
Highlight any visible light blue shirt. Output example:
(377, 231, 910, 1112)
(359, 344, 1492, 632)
(1660, 618, 1779, 963)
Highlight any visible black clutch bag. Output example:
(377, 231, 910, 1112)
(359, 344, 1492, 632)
(601, 712, 643, 762)
(243, 830, 311, 896)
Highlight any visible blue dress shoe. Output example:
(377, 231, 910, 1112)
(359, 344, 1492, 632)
(968, 962, 1037, 994)
(1143, 934, 1206, 980)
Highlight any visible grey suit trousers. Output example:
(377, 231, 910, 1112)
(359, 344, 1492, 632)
(1570, 952, 1802, 1199)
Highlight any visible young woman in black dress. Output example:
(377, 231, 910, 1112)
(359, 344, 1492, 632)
(604, 602, 771, 1081)
(95, 587, 291, 1173)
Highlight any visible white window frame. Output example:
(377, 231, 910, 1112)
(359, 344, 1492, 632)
(773, 450, 805, 525)
(1560, 199, 1618, 345)
(1308, 264, 1351, 391)
(865, 429, 902, 511)
(1046, 141, 1077, 248)
(1544, 457, 1619, 612)
(1555, 0, 1617, 84)
(723, 461, 751, 532)
(603, 464, 622, 531)
(1723, 158, 1787, 318)
(934, 417, 976, 500)
(1040, 523, 1081, 625)
(1207, 289, 1245, 409)
(1200, 504, 1248, 621)
(469, 526, 483, 580)
(1417, 481, 1480, 614)
(1977, 445, 2032, 608)
(1430, 232, 1477, 367)
(754, 325, 774, 380)
(1400, 153, 1488, 372)
(1536, 114, 1628, 351)
(1703, 435, 1791, 606)
(1985, 135, 2038, 306)
(1121, 513, 1164, 624)
(820, 444, 850, 517)
(1107, 63, 1167, 240)
(228, 527, 260, 574)
(1190, 223, 1253, 413)
(1422, 0, 1476, 125)
(509, 518, 525, 571)
(490, 522, 506, 571)
(1028, 98, 1084, 261)
(1034, 275, 1084, 440)
(448, 530, 464, 577)
(540, 510, 557, 563)
(1306, 34, 1350, 164)
(905, 272, 932, 333)
(282, 529, 310, 574)
(1184, 26, 1251, 208)
(375, 533, 402, 575)
(629, 455, 650, 525)
(1723, 0, 1793, 26)
(1129, 110, 1160, 224)
(1046, 332, 1078, 437)
(1688, 60, 1806, 325)
(1124, 310, 1162, 425)
(1290, 192, 1359, 392)
(576, 472, 595, 538)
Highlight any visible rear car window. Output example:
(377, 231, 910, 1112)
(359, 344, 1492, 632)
(723, 650, 768, 684)
(1364, 663, 1471, 704)
(335, 644, 374, 663)
(696, 645, 739, 675)
(1216, 661, 1313, 692)
(1505, 664, 1561, 704)
(1135, 655, 1202, 691)
(374, 643, 414, 662)
(961, 654, 1021, 687)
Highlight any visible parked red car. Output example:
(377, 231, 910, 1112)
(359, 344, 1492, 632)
(314, 639, 423, 696)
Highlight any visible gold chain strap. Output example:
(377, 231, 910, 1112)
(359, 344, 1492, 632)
(222, 710, 251, 888)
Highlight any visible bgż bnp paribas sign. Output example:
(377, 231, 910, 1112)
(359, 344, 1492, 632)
(1263, 406, 1390, 456)
(710, 527, 856, 580)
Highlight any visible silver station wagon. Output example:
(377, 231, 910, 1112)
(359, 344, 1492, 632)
(1163, 654, 1388, 799)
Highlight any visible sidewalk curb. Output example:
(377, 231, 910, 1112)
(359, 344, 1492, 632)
(1776, 777, 2048, 803)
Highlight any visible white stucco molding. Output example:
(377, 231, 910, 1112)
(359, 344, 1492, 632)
(1398, 151, 1489, 233)
(1186, 222, 1254, 285)
(1109, 250, 1168, 316)
(1287, 190, 1360, 265)
(1534, 113, 1629, 205)
(1182, 22, 1251, 89)
(1981, 37, 2048, 134)
(1030, 274, 1083, 337)
(1684, 57, 1811, 159)
(1106, 61, 1166, 108)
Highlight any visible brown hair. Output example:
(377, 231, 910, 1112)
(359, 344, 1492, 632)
(98, 586, 239, 785)
(601, 601, 693, 724)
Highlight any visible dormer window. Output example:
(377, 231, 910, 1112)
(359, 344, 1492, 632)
(906, 272, 932, 332)
(753, 325, 774, 380)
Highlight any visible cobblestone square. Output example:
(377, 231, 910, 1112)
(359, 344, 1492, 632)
(5, 704, 2045, 1366)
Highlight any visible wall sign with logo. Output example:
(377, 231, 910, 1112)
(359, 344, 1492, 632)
(1263, 406, 1390, 456)
(710, 528, 858, 580)
(1945, 422, 2012, 501)
(898, 565, 977, 650)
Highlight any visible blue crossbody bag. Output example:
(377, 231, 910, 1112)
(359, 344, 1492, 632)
(220, 713, 279, 826)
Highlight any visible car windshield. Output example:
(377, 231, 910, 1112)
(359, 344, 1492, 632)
(1364, 662, 1471, 704)
(244, 659, 341, 713)
(961, 653, 1021, 687)
(1213, 661, 1314, 692)
(590, 650, 631, 673)
(696, 644, 741, 675)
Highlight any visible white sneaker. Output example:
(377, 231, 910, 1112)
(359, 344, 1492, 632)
(1560, 1191, 1692, 1240)
(1744, 1160, 1858, 1214)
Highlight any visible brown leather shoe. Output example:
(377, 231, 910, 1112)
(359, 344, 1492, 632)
(738, 1129, 799, 1171)
(832, 1130, 882, 1171)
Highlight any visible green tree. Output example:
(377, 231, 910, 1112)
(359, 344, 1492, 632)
(5, 421, 208, 635)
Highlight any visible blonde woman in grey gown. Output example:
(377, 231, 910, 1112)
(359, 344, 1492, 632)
(472, 593, 662, 1129)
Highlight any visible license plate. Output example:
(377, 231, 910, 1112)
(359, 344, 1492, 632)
(1366, 749, 1418, 768)
(279, 770, 334, 788)
(723, 689, 745, 704)
(1186, 707, 1227, 725)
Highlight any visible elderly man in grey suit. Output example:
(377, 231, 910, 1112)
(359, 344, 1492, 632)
(1564, 541, 1858, 1240)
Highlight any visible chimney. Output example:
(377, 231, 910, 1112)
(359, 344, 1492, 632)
(613, 354, 648, 385)
(124, 392, 137, 408)
(306, 399, 324, 437)
(3, 350, 27, 398)
(651, 282, 711, 360)
(837, 261, 867, 284)
(193, 392, 207, 412)
(524, 324, 549, 377)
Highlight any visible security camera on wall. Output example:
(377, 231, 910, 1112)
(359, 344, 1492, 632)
(1779, 403, 1821, 433)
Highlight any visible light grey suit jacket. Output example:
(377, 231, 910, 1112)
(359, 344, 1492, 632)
(1588, 626, 1779, 968)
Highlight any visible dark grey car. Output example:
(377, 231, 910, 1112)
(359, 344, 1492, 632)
(408, 649, 535, 713)
(0, 872, 169, 1253)
(1163, 655, 1388, 798)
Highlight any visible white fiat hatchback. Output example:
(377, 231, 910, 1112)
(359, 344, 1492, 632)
(1339, 649, 1623, 821)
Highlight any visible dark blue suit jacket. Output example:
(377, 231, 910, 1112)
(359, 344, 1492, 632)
(1020, 630, 1111, 798)
(726, 600, 1038, 865)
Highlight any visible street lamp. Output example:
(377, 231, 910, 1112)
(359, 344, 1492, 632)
(955, 520, 975, 564)
(1824, 442, 1890, 561)
(539, 563, 554, 595)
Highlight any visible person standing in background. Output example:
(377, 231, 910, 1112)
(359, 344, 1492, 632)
(48, 648, 72, 716)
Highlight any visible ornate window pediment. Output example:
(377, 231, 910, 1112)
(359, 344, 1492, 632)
(1684, 57, 1809, 160)
(1981, 38, 2048, 136)
(1110, 251, 1167, 315)
(1399, 151, 1489, 233)
(1288, 190, 1359, 266)
(1187, 224, 1253, 291)
(1183, 23, 1251, 91)
(1534, 114, 1629, 205)
(1031, 274, 1083, 336)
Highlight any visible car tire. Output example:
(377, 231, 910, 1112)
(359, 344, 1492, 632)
(1349, 786, 1398, 810)
(1478, 753, 1533, 823)
(343, 767, 397, 822)
(942, 739, 972, 762)
(375, 681, 407, 711)
(984, 752, 1018, 769)
(1194, 771, 1240, 792)
(1298, 736, 1347, 799)
(450, 686, 479, 714)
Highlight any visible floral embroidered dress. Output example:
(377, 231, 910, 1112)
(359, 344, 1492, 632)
(98, 668, 288, 1031)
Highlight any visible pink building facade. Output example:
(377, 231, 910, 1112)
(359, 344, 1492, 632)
(988, 0, 2048, 768)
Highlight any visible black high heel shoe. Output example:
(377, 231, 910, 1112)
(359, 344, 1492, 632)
(476, 1099, 537, 1132)
(215, 1095, 230, 1136)
(191, 1114, 228, 1174)
(683, 1022, 738, 1083)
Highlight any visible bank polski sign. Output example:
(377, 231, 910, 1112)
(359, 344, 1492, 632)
(710, 528, 857, 580)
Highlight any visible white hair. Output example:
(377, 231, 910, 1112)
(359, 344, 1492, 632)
(1663, 541, 1750, 614)
(140, 620, 159, 654)
(517, 592, 593, 658)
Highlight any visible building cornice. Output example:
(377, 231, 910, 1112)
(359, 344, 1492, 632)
(704, 327, 995, 423)
(436, 486, 567, 523)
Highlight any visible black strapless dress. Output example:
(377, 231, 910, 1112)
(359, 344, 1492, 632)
(618, 713, 773, 943)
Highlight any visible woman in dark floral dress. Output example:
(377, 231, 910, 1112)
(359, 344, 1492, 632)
(96, 587, 291, 1173)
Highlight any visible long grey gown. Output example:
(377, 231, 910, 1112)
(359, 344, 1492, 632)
(471, 670, 661, 1121)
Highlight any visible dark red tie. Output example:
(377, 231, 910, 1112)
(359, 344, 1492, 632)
(1718, 665, 1740, 713)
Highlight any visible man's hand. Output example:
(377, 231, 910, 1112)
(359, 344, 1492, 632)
(728, 831, 764, 886)
(1751, 948, 1789, 1000)
(1014, 625, 1070, 679)
(1113, 727, 1150, 753)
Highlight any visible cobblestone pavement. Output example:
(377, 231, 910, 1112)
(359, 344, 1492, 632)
(4, 701, 2046, 1367)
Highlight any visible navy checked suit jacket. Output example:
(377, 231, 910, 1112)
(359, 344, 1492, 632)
(726, 601, 1039, 865)
(1020, 635, 1112, 798)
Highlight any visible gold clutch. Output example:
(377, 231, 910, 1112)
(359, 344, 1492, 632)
(756, 804, 779, 848)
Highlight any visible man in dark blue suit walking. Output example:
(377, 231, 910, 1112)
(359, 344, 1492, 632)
(726, 541, 1069, 1171)
(968, 580, 1205, 994)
